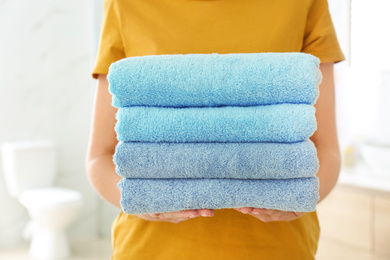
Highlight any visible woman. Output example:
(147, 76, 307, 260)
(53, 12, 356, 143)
(87, 0, 344, 259)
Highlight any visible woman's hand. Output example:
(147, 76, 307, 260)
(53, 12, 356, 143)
(135, 209, 215, 224)
(234, 207, 305, 222)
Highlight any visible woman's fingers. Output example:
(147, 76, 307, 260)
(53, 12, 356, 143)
(135, 209, 215, 223)
(162, 210, 199, 219)
(197, 209, 215, 217)
(137, 208, 305, 223)
(235, 208, 306, 222)
(234, 207, 253, 213)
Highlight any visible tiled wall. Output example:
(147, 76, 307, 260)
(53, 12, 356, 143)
(0, 0, 118, 250)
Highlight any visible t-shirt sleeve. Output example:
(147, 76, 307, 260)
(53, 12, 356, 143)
(92, 0, 126, 79)
(302, 0, 345, 63)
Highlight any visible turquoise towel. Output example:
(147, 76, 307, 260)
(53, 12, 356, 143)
(115, 104, 316, 143)
(119, 177, 320, 214)
(108, 53, 321, 107)
(114, 140, 319, 179)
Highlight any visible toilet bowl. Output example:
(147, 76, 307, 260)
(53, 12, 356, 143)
(1, 140, 83, 259)
(20, 187, 83, 259)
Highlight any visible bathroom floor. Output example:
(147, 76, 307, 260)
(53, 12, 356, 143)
(1, 237, 389, 260)
(0, 238, 112, 260)
(317, 237, 390, 260)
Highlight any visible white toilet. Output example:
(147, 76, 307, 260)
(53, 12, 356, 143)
(1, 140, 83, 259)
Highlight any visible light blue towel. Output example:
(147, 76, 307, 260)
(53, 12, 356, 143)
(108, 53, 321, 107)
(115, 104, 316, 143)
(114, 140, 319, 179)
(118, 177, 319, 214)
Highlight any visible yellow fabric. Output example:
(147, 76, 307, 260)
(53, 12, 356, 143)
(92, 0, 345, 259)
(92, 0, 344, 78)
(112, 210, 320, 260)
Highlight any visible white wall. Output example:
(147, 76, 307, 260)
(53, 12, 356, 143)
(327, 0, 352, 150)
(348, 0, 390, 143)
(0, 0, 119, 250)
(329, 0, 390, 147)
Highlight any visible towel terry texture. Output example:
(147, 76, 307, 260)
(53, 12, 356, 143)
(114, 140, 319, 179)
(108, 52, 321, 107)
(109, 52, 321, 213)
(115, 104, 317, 143)
(119, 177, 320, 214)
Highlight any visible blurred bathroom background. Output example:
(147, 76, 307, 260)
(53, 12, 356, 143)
(0, 0, 389, 259)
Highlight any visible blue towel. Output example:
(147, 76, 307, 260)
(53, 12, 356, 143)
(115, 104, 316, 143)
(118, 177, 319, 214)
(114, 140, 319, 179)
(108, 53, 321, 107)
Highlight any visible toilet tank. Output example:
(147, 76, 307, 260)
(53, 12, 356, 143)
(1, 140, 57, 197)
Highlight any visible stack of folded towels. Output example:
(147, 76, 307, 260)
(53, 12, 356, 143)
(108, 53, 322, 214)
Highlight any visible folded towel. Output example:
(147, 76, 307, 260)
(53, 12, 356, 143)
(114, 140, 319, 179)
(119, 177, 319, 214)
(108, 53, 321, 107)
(115, 104, 317, 143)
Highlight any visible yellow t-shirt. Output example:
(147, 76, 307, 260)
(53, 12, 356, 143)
(92, 0, 345, 259)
